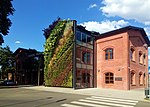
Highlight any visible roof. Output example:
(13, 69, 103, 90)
(96, 26, 150, 46)
(13, 48, 41, 56)
(77, 25, 100, 37)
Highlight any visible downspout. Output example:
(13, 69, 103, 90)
(73, 20, 77, 89)
(127, 32, 130, 90)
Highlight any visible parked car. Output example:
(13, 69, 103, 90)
(3, 80, 16, 86)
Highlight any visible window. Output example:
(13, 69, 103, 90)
(76, 31, 82, 42)
(82, 52, 91, 64)
(144, 73, 146, 86)
(87, 35, 93, 44)
(82, 33, 86, 43)
(143, 54, 146, 65)
(105, 48, 113, 60)
(105, 72, 114, 84)
(139, 72, 143, 85)
(82, 73, 90, 83)
(139, 51, 143, 64)
(131, 71, 136, 85)
(130, 48, 135, 61)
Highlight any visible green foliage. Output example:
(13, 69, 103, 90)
(44, 20, 74, 87)
(0, 0, 15, 45)
(0, 46, 15, 73)
(44, 21, 66, 72)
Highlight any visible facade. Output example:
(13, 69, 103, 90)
(75, 26, 98, 88)
(14, 48, 44, 85)
(44, 19, 150, 90)
(44, 19, 98, 88)
(96, 26, 150, 90)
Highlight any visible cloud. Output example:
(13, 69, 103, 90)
(88, 4, 97, 10)
(144, 27, 150, 37)
(149, 55, 150, 60)
(80, 20, 129, 33)
(100, 0, 150, 25)
(15, 41, 21, 44)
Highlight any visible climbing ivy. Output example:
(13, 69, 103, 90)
(44, 20, 74, 87)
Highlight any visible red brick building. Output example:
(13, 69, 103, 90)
(43, 19, 149, 90)
(14, 48, 44, 85)
(96, 26, 150, 90)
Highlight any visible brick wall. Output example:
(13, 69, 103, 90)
(96, 29, 148, 90)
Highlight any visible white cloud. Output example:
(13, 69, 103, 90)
(144, 27, 150, 37)
(80, 20, 129, 33)
(88, 4, 97, 10)
(15, 41, 21, 44)
(149, 55, 150, 60)
(100, 0, 150, 25)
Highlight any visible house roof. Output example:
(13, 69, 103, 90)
(96, 26, 150, 46)
(13, 48, 39, 56)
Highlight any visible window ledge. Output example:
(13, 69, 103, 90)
(131, 60, 136, 62)
(105, 84, 114, 86)
(139, 63, 143, 65)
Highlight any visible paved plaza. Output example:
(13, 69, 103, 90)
(22, 86, 148, 101)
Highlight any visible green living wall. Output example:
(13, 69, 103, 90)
(44, 19, 74, 87)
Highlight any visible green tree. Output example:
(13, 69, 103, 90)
(0, 46, 15, 74)
(0, 0, 15, 45)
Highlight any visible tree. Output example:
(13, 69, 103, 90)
(0, 0, 15, 45)
(0, 46, 15, 75)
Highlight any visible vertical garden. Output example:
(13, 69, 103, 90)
(43, 19, 74, 87)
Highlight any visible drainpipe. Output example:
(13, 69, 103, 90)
(73, 20, 77, 90)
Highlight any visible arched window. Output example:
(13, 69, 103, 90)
(105, 72, 114, 84)
(131, 71, 136, 85)
(143, 54, 146, 65)
(82, 52, 91, 64)
(143, 73, 146, 86)
(105, 48, 113, 60)
(139, 72, 143, 85)
(130, 47, 135, 61)
(139, 51, 143, 64)
(82, 73, 90, 83)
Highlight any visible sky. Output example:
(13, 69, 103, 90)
(2, 0, 150, 62)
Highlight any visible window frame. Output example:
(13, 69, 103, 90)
(139, 72, 143, 85)
(143, 53, 146, 66)
(139, 51, 143, 64)
(105, 72, 114, 84)
(82, 51, 91, 64)
(105, 48, 113, 60)
(130, 47, 135, 61)
(131, 71, 136, 85)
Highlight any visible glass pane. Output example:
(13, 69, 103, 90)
(76, 31, 82, 41)
(87, 52, 91, 63)
(105, 73, 109, 76)
(87, 35, 93, 44)
(106, 77, 109, 79)
(82, 33, 86, 43)
(110, 81, 114, 83)
(105, 81, 109, 84)
(110, 77, 113, 80)
(110, 73, 113, 76)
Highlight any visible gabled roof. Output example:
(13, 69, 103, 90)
(13, 48, 38, 56)
(96, 26, 150, 46)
